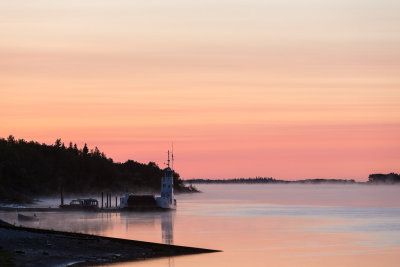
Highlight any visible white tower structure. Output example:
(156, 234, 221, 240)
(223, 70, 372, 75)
(156, 150, 176, 209)
(161, 150, 174, 201)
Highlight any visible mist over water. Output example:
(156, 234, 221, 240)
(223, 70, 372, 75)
(1, 184, 400, 266)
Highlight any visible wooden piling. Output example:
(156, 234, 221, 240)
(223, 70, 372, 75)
(115, 196, 117, 208)
(101, 192, 104, 209)
(60, 185, 64, 206)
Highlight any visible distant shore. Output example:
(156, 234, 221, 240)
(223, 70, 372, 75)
(185, 178, 357, 184)
(0, 219, 219, 267)
(185, 173, 400, 184)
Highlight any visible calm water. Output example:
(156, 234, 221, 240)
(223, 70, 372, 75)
(1, 184, 400, 266)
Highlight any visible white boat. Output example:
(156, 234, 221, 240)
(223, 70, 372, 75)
(120, 150, 177, 210)
(155, 158, 177, 209)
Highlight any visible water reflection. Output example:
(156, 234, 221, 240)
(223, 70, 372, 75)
(0, 210, 115, 234)
(161, 211, 174, 244)
(163, 212, 176, 267)
(119, 211, 175, 244)
(0, 210, 175, 246)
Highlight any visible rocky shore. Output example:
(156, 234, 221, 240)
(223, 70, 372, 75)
(0, 219, 219, 267)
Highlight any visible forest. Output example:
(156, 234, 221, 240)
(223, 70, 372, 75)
(0, 136, 194, 203)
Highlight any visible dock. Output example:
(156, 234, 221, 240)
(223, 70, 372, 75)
(0, 206, 121, 212)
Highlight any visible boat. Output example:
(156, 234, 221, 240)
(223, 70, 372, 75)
(18, 213, 39, 222)
(120, 150, 177, 210)
(60, 198, 99, 210)
(155, 161, 177, 209)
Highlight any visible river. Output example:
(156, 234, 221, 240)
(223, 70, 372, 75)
(1, 184, 400, 266)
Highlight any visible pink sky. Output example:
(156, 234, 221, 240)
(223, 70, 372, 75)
(1, 1, 399, 180)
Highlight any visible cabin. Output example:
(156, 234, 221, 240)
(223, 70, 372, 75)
(120, 193, 159, 210)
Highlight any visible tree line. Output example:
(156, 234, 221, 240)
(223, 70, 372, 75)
(368, 173, 400, 184)
(185, 177, 356, 184)
(0, 136, 190, 203)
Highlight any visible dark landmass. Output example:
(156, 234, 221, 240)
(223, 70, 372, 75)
(186, 174, 400, 185)
(185, 177, 357, 184)
(0, 219, 219, 267)
(368, 173, 400, 184)
(0, 136, 198, 204)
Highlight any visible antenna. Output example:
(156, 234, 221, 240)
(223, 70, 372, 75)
(172, 142, 174, 172)
(167, 150, 170, 168)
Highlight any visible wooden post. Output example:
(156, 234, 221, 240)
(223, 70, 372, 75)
(101, 192, 104, 209)
(60, 185, 64, 206)
(115, 196, 117, 208)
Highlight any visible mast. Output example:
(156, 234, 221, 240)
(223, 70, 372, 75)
(172, 142, 174, 172)
(157, 147, 176, 208)
(167, 150, 170, 168)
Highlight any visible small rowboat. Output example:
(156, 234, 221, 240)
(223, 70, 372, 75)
(18, 213, 39, 222)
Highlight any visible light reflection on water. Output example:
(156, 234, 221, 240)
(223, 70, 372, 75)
(0, 210, 175, 245)
(1, 184, 400, 266)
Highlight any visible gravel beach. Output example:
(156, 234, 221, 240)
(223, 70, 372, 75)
(0, 219, 219, 267)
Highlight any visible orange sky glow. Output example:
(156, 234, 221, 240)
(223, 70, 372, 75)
(1, 0, 399, 180)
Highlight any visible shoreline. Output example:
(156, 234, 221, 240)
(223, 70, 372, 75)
(0, 219, 220, 267)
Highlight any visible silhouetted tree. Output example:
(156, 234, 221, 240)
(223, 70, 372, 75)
(93, 146, 101, 157)
(82, 143, 89, 155)
(55, 138, 62, 148)
(7, 135, 15, 144)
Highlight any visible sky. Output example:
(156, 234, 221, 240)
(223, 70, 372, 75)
(1, 0, 399, 180)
